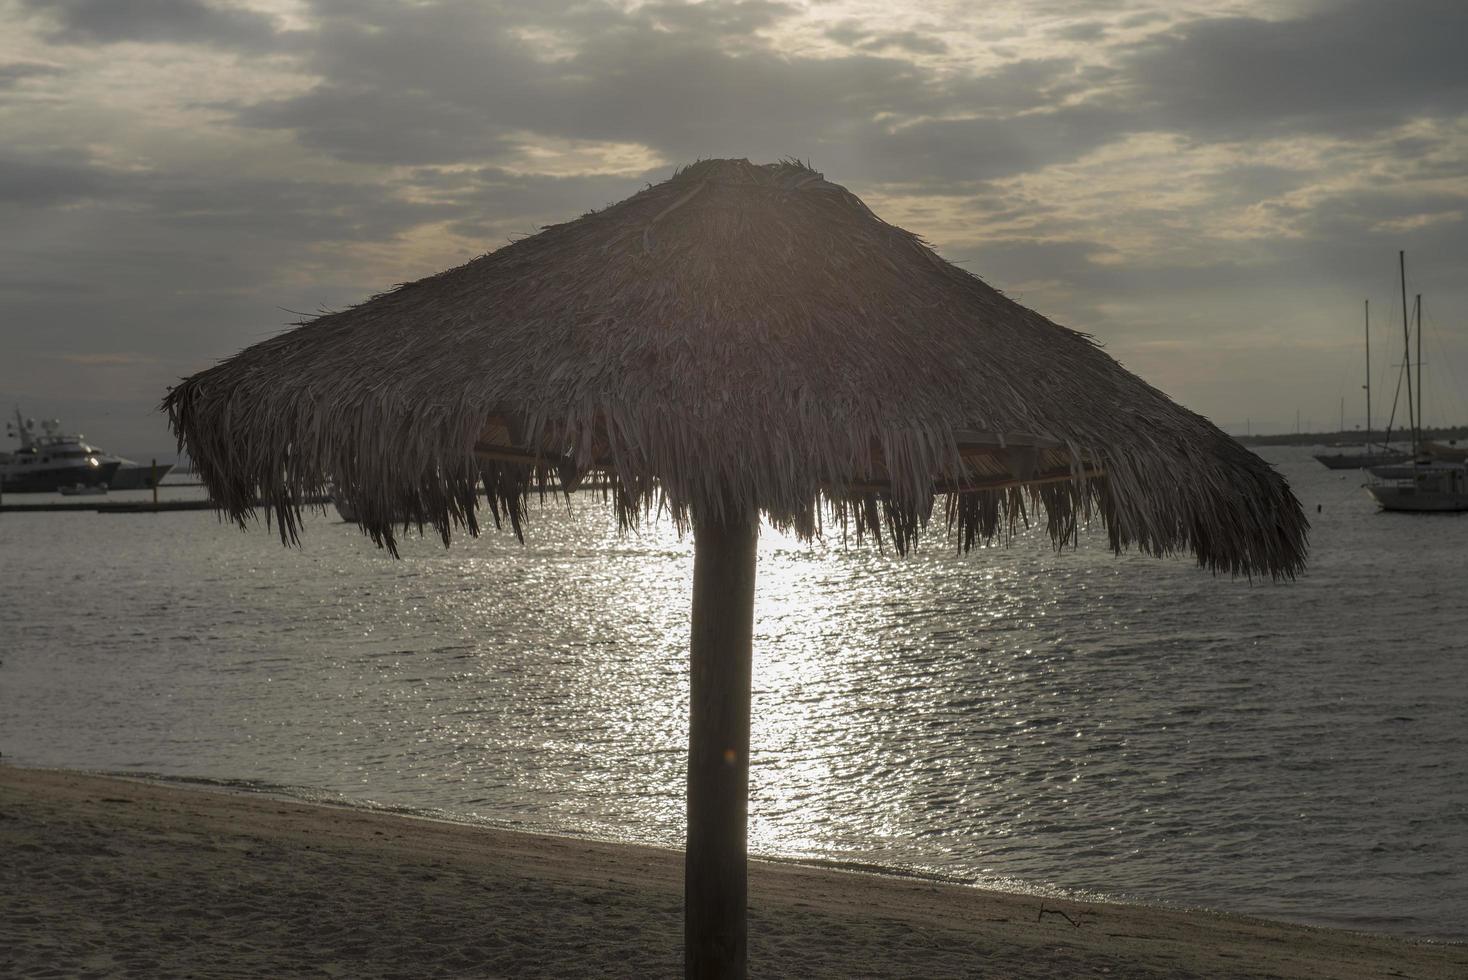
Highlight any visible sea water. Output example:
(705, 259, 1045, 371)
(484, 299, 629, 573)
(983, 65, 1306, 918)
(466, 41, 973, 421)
(1, 447, 1464, 940)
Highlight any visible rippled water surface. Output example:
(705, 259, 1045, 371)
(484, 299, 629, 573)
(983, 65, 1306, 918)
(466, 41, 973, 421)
(2, 447, 1465, 940)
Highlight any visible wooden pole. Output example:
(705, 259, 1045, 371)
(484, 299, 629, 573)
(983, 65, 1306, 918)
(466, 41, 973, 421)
(685, 510, 757, 980)
(151, 459, 159, 508)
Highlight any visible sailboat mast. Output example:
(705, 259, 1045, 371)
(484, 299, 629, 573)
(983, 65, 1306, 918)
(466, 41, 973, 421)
(1400, 250, 1416, 454)
(1364, 300, 1372, 446)
(1416, 293, 1423, 438)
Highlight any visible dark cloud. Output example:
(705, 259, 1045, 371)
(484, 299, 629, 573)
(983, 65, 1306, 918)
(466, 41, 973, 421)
(548, 37, 934, 163)
(637, 0, 798, 36)
(822, 21, 866, 46)
(1123, 0, 1468, 137)
(235, 1, 947, 170)
(1051, 22, 1108, 43)
(1118, 11, 1169, 30)
(823, 19, 948, 55)
(950, 237, 1121, 293)
(860, 31, 948, 56)
(22, 0, 286, 50)
(0, 149, 464, 244)
(0, 150, 485, 393)
(946, 57, 1107, 112)
(866, 103, 1130, 182)
(231, 2, 567, 164)
(0, 152, 127, 205)
(407, 167, 662, 240)
(229, 1, 1121, 183)
(143, 174, 461, 243)
(0, 61, 65, 87)
(867, 32, 949, 56)
(238, 89, 522, 166)
(1203, 163, 1312, 207)
(1294, 187, 1468, 245)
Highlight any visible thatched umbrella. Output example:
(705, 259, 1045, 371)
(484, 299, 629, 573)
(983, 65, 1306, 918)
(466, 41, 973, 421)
(166, 158, 1306, 979)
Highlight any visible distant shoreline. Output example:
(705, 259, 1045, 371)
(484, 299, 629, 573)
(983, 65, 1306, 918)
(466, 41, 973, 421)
(1236, 426, 1468, 448)
(3, 766, 1462, 979)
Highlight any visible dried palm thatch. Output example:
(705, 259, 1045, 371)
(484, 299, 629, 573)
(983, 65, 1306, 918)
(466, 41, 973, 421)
(165, 158, 1306, 578)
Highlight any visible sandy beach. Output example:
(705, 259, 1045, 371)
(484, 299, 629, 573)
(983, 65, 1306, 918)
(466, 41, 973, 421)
(1, 766, 1460, 979)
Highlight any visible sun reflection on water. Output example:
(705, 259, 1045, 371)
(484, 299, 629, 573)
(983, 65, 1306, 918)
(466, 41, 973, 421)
(749, 522, 861, 858)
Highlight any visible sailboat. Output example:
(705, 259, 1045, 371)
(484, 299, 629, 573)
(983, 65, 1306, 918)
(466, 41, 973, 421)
(1366, 252, 1468, 512)
(1314, 300, 1408, 469)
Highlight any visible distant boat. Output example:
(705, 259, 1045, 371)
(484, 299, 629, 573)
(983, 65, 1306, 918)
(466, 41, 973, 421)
(1314, 299, 1408, 469)
(1367, 459, 1468, 512)
(1364, 253, 1468, 512)
(330, 488, 359, 522)
(2, 409, 171, 492)
(2, 410, 119, 492)
(1316, 447, 1408, 469)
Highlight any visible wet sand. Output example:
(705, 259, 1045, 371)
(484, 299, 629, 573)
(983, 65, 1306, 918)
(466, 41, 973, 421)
(2, 766, 1461, 979)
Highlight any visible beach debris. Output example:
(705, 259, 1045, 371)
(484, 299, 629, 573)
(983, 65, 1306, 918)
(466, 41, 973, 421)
(1037, 904, 1096, 929)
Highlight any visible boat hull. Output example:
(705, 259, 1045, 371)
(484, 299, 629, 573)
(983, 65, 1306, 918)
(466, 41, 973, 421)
(1367, 460, 1468, 512)
(1422, 440, 1468, 463)
(1, 460, 120, 492)
(1315, 451, 1409, 470)
(107, 462, 173, 490)
(330, 490, 358, 522)
(1367, 485, 1468, 512)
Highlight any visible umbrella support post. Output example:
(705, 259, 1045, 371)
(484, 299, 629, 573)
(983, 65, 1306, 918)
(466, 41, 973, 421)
(685, 512, 758, 980)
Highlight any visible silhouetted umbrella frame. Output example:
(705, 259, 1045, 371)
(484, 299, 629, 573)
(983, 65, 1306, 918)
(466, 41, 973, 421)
(167, 159, 1307, 979)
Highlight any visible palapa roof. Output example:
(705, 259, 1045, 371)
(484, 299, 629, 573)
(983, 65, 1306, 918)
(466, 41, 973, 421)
(165, 158, 1307, 578)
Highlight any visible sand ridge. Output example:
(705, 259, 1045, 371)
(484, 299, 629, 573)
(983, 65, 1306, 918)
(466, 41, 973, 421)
(2, 766, 1462, 978)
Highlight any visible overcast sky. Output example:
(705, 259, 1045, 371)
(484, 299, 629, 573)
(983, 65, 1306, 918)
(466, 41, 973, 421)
(3, 0, 1465, 454)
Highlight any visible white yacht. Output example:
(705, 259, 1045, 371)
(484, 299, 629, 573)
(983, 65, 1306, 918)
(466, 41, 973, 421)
(2, 410, 170, 492)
